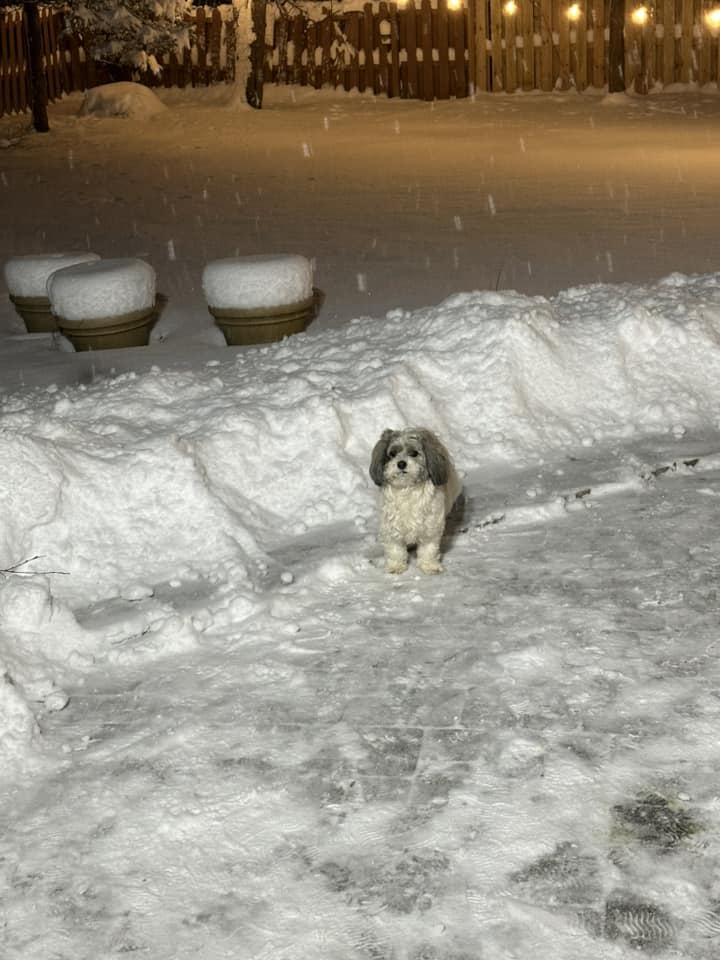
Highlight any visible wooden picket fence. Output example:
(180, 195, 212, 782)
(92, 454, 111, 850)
(271, 0, 471, 99)
(0, 4, 94, 117)
(142, 7, 239, 90)
(271, 0, 720, 97)
(472, 0, 720, 93)
(0, 4, 237, 119)
(4, 0, 720, 117)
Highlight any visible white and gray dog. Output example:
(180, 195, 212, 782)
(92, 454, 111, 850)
(369, 427, 462, 575)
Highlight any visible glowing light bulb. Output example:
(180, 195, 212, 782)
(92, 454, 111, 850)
(706, 8, 720, 33)
(631, 5, 649, 25)
(447, 0, 462, 9)
(503, 0, 518, 15)
(567, 3, 581, 20)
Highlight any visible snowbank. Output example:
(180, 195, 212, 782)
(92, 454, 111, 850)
(6, 271, 720, 580)
(4, 270, 720, 769)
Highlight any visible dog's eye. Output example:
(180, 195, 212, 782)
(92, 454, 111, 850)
(388, 447, 400, 459)
(408, 449, 419, 458)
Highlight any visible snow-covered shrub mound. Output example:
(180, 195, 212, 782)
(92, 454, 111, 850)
(47, 257, 155, 323)
(79, 82, 168, 120)
(3, 252, 100, 298)
(202, 254, 314, 310)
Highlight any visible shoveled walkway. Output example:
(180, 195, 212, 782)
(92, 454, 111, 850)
(2, 446, 720, 959)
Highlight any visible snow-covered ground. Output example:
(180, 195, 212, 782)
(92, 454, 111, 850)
(2, 84, 720, 959)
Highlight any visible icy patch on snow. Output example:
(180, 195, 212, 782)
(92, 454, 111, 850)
(47, 257, 155, 322)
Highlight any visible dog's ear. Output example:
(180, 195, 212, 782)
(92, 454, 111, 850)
(369, 429, 394, 486)
(419, 430, 451, 486)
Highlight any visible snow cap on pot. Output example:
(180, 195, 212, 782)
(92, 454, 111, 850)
(4, 252, 101, 333)
(47, 257, 155, 324)
(4, 252, 101, 299)
(202, 254, 315, 346)
(47, 257, 157, 351)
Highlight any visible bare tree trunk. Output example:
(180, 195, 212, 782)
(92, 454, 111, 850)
(246, 0, 267, 109)
(24, 1, 49, 132)
(608, 0, 626, 93)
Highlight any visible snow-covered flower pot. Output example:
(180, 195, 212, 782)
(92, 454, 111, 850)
(47, 258, 157, 351)
(3, 252, 100, 333)
(202, 254, 315, 346)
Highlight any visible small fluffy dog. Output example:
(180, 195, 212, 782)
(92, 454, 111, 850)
(369, 427, 462, 575)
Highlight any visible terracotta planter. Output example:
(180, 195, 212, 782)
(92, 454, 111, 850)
(208, 294, 316, 346)
(56, 305, 157, 352)
(9, 294, 56, 333)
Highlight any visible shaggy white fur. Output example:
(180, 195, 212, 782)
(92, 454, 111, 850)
(369, 428, 462, 575)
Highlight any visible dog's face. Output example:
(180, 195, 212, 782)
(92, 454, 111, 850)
(369, 428, 450, 489)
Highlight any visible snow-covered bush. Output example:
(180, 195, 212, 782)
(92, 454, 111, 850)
(68, 0, 195, 76)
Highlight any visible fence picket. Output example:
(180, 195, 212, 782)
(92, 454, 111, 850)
(320, 14, 333, 87)
(195, 7, 207, 85)
(1, 11, 13, 116)
(490, 0, 503, 90)
(681, 0, 694, 82)
(362, 2, 374, 91)
(9, 7, 23, 112)
(505, 3, 518, 91)
(292, 17, 307, 83)
(662, 0, 676, 82)
(700, 0, 712, 85)
(346, 12, 360, 90)
(389, 3, 401, 96)
(471, 0, 486, 91)
(210, 8, 223, 82)
(420, 0, 433, 99)
(436, 0, 450, 98)
(520, 0, 534, 90)
(405, 2, 419, 98)
(572, 7, 588, 89)
(67, 32, 85, 92)
(450, 7, 467, 96)
(539, 0, 552, 90)
(378, 1, 390, 93)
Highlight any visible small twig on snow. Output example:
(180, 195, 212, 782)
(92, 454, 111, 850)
(0, 555, 69, 578)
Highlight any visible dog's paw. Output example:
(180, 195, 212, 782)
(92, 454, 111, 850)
(385, 560, 409, 575)
(418, 560, 443, 575)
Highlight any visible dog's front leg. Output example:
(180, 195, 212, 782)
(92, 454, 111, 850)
(384, 540, 409, 574)
(416, 540, 442, 575)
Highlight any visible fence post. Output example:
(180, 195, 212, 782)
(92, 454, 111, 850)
(608, 0, 626, 91)
(24, 0, 49, 131)
(246, 0, 267, 107)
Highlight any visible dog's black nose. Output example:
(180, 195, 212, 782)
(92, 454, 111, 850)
(397, 460, 407, 471)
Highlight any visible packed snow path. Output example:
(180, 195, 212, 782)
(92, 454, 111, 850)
(2, 447, 720, 960)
